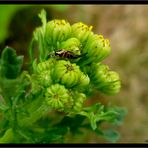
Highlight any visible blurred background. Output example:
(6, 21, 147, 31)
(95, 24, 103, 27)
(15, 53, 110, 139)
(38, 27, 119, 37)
(0, 4, 148, 143)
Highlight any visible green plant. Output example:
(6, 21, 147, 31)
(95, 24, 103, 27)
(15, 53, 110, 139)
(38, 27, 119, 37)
(0, 9, 127, 143)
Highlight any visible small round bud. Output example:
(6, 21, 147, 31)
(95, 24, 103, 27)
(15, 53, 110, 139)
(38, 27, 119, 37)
(52, 60, 82, 88)
(99, 71, 121, 95)
(90, 63, 109, 84)
(75, 72, 90, 92)
(90, 63, 121, 95)
(72, 92, 86, 112)
(45, 19, 71, 46)
(38, 70, 53, 87)
(45, 84, 73, 111)
(71, 22, 93, 43)
(35, 58, 56, 73)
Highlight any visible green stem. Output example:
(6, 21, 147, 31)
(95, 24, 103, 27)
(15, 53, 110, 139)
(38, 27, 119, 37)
(18, 100, 51, 127)
(0, 128, 14, 143)
(29, 37, 37, 68)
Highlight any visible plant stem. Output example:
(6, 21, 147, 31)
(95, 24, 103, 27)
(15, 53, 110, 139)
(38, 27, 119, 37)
(18, 99, 51, 127)
(0, 128, 14, 143)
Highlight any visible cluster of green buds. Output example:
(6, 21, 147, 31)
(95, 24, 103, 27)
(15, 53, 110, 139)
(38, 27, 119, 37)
(29, 10, 121, 115)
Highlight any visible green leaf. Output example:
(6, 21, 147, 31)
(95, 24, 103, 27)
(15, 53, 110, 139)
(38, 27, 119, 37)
(94, 128, 120, 143)
(0, 5, 30, 43)
(0, 128, 14, 143)
(102, 129, 120, 143)
(38, 9, 47, 34)
(112, 107, 127, 126)
(79, 103, 120, 130)
(0, 102, 9, 112)
(29, 9, 49, 65)
(58, 115, 85, 135)
(0, 47, 23, 79)
(38, 127, 65, 143)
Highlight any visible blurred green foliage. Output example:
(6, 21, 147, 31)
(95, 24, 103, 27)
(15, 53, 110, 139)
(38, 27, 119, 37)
(0, 5, 28, 43)
(0, 5, 69, 43)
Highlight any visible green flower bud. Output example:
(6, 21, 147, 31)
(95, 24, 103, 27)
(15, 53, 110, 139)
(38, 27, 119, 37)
(45, 19, 71, 46)
(37, 58, 56, 73)
(71, 22, 93, 43)
(90, 63, 109, 84)
(72, 92, 86, 112)
(90, 63, 121, 95)
(75, 72, 90, 91)
(45, 84, 73, 111)
(80, 34, 111, 65)
(60, 37, 81, 55)
(32, 58, 56, 73)
(52, 60, 82, 88)
(99, 71, 121, 95)
(38, 70, 53, 87)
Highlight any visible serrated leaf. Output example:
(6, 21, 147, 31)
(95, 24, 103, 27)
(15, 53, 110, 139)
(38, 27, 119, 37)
(102, 129, 120, 143)
(83, 103, 104, 113)
(79, 103, 121, 130)
(112, 107, 127, 126)
(29, 9, 50, 65)
(0, 47, 23, 79)
(95, 109, 118, 123)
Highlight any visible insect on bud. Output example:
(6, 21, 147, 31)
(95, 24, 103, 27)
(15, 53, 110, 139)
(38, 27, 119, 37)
(59, 37, 81, 56)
